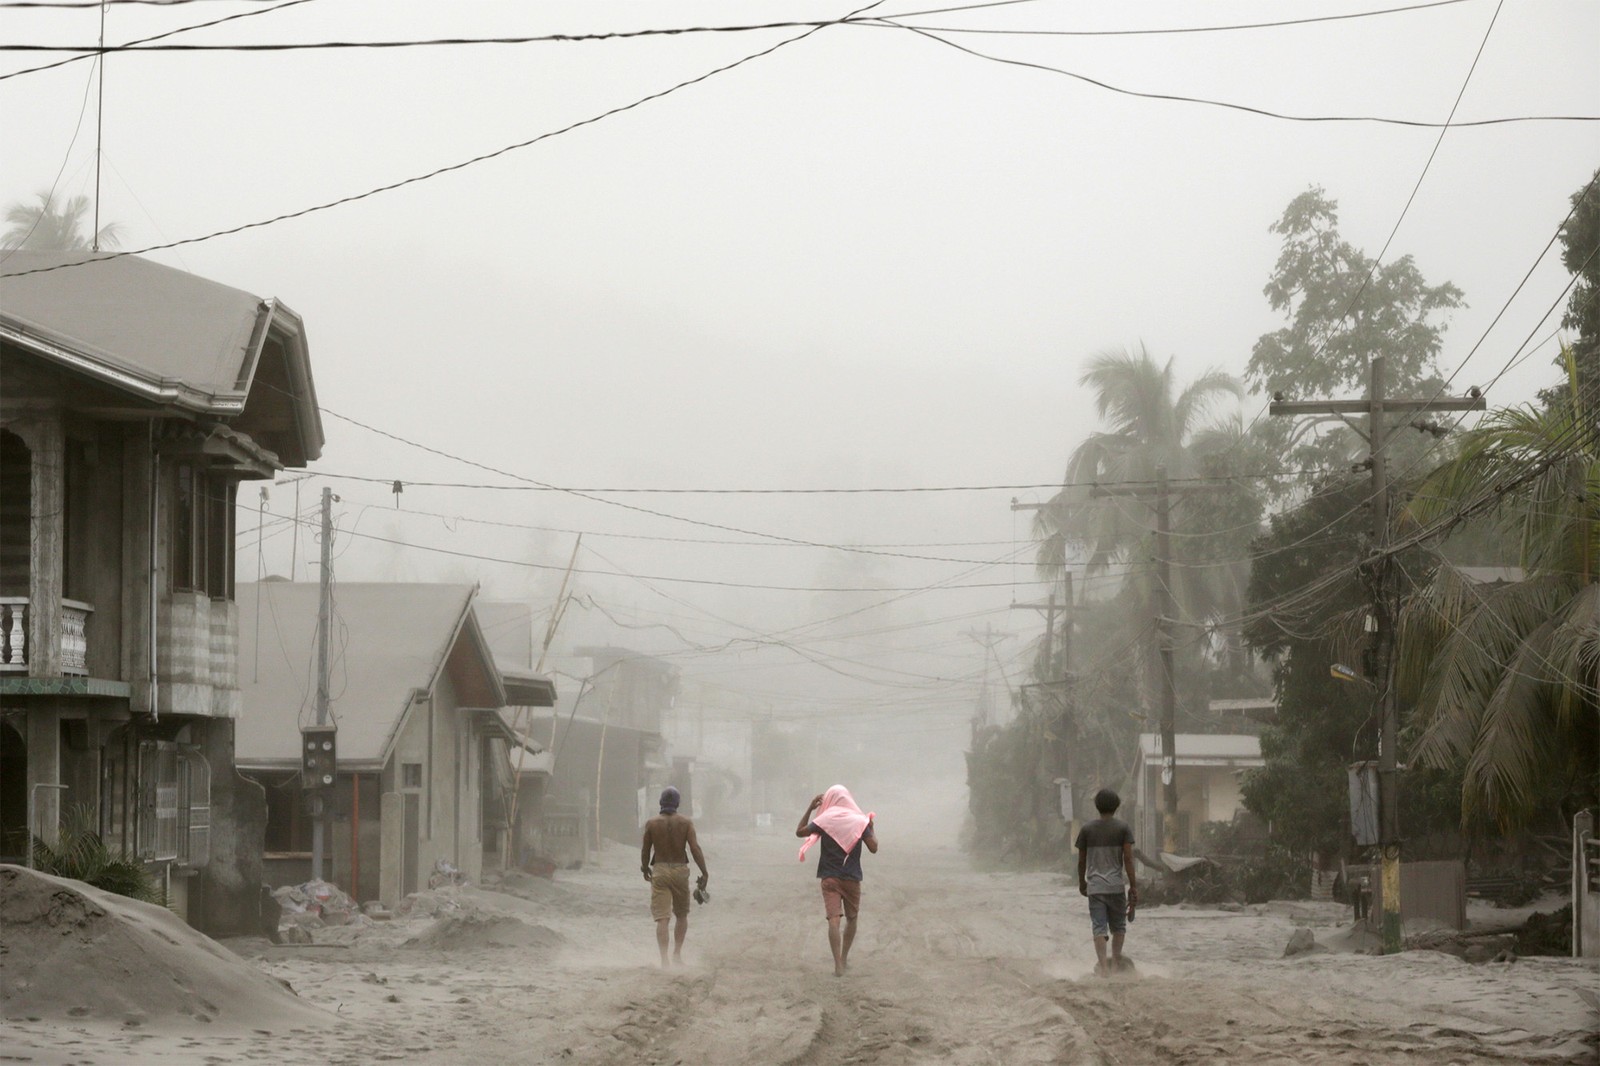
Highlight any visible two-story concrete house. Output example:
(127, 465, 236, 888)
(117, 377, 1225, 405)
(0, 251, 322, 934)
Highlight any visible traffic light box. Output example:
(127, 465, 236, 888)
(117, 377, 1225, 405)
(301, 725, 337, 790)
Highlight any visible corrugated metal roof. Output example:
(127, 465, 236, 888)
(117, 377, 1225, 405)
(235, 582, 482, 767)
(0, 252, 323, 462)
(2, 252, 267, 403)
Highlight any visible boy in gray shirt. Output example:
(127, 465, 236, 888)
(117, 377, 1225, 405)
(1074, 788, 1137, 975)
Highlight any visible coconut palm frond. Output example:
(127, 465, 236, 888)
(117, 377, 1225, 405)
(1459, 621, 1568, 828)
(1543, 583, 1600, 723)
(1409, 581, 1554, 768)
(1172, 369, 1245, 442)
(1396, 563, 1485, 695)
(1, 190, 121, 251)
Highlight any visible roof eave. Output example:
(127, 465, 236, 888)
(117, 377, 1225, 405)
(1, 320, 247, 415)
(257, 301, 326, 464)
(238, 758, 387, 774)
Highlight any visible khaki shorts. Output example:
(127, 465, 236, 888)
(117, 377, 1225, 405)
(651, 864, 691, 920)
(820, 877, 861, 921)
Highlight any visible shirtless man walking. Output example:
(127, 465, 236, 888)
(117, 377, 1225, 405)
(640, 786, 708, 967)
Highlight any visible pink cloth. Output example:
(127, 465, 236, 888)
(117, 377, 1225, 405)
(798, 784, 874, 861)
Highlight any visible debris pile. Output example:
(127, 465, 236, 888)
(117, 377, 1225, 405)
(273, 879, 373, 936)
(402, 910, 565, 954)
(395, 885, 468, 918)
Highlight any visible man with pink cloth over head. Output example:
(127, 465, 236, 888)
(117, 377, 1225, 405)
(796, 784, 879, 976)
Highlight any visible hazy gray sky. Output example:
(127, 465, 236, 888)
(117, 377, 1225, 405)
(5, 0, 1597, 736)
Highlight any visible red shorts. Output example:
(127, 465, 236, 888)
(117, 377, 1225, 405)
(820, 877, 861, 921)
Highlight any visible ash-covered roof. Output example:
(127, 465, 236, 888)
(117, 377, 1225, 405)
(0, 251, 322, 464)
(235, 582, 503, 769)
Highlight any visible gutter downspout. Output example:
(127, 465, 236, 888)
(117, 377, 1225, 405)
(149, 423, 160, 722)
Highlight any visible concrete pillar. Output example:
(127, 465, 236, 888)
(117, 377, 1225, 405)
(14, 418, 64, 678)
(379, 791, 403, 908)
(195, 719, 267, 937)
(25, 706, 62, 847)
(120, 426, 154, 716)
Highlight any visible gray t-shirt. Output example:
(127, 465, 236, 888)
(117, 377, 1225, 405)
(1075, 817, 1133, 895)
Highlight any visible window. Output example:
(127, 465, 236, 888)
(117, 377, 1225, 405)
(205, 476, 234, 600)
(402, 762, 423, 790)
(171, 465, 237, 598)
(172, 465, 197, 593)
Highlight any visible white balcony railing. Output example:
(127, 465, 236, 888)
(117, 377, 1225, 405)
(0, 597, 93, 675)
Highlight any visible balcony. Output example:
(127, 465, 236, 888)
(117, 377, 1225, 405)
(0, 597, 93, 676)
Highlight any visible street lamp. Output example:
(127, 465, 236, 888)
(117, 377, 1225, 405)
(1330, 663, 1375, 688)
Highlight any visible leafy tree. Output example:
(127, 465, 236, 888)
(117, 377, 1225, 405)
(1399, 349, 1598, 830)
(2, 191, 122, 251)
(1241, 478, 1377, 856)
(967, 346, 1258, 864)
(1248, 187, 1465, 472)
(1241, 476, 1463, 858)
(1538, 168, 1600, 411)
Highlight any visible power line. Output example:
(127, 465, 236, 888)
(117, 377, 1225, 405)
(257, 507, 1032, 593)
(299, 467, 1311, 495)
(287, 401, 1074, 567)
(0, 47, 99, 264)
(0, 1, 856, 275)
(256, 494, 1026, 549)
(877, 0, 1479, 37)
(0, 0, 319, 82)
(893, 22, 1597, 128)
(6, 1, 290, 6)
(3, 0, 1485, 49)
(1215, 173, 1600, 580)
(1318, 0, 1504, 356)
(1442, 171, 1600, 389)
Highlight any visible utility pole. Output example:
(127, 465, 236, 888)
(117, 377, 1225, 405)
(1154, 467, 1179, 855)
(1270, 355, 1483, 953)
(311, 486, 334, 882)
(1013, 576, 1076, 833)
(1092, 467, 1226, 856)
(965, 624, 1013, 741)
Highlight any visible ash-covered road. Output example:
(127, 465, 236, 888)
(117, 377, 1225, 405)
(6, 814, 1594, 1065)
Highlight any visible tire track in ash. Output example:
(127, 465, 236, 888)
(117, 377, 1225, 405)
(634, 842, 1101, 1065)
(1045, 974, 1598, 1065)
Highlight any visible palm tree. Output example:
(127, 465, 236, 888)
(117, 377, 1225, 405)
(1034, 344, 1250, 628)
(1399, 348, 1598, 828)
(2, 191, 122, 251)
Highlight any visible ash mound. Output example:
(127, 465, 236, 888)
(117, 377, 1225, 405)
(403, 910, 566, 953)
(0, 865, 326, 1027)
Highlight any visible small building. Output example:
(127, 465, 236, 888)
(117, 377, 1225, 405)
(526, 646, 676, 850)
(235, 582, 522, 905)
(498, 667, 558, 869)
(0, 252, 323, 935)
(472, 600, 560, 867)
(1133, 732, 1264, 855)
